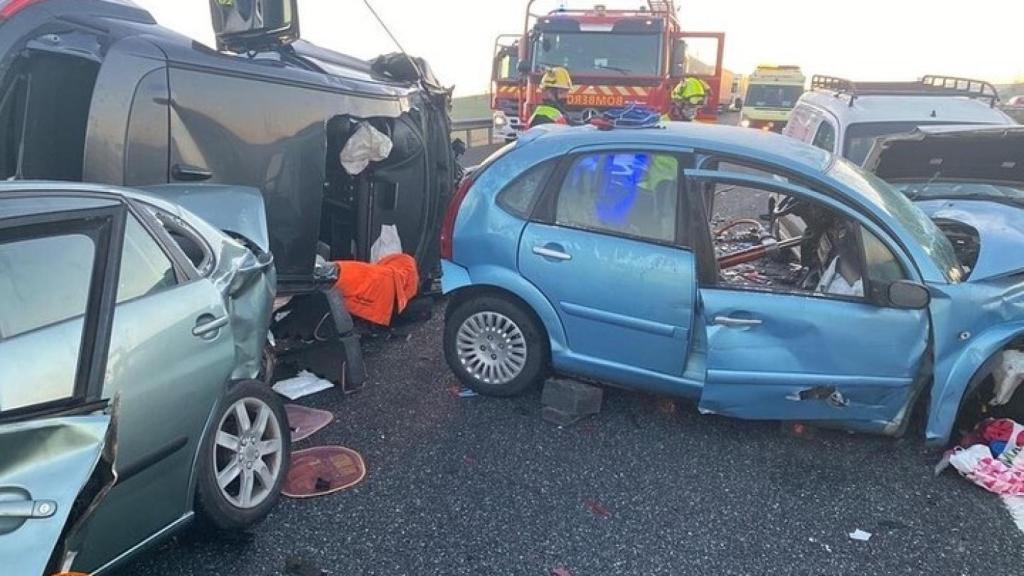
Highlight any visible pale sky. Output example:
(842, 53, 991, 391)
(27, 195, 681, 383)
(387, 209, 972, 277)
(134, 0, 1024, 96)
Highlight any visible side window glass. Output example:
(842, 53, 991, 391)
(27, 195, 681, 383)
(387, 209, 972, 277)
(146, 206, 215, 277)
(497, 160, 554, 219)
(555, 152, 679, 244)
(862, 228, 904, 283)
(118, 214, 177, 303)
(811, 121, 836, 153)
(0, 232, 96, 410)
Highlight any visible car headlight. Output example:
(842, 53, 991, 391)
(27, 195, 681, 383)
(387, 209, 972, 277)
(740, 119, 751, 128)
(493, 113, 508, 129)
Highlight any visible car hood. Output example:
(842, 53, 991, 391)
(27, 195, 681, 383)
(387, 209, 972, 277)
(916, 198, 1024, 281)
(864, 125, 1024, 183)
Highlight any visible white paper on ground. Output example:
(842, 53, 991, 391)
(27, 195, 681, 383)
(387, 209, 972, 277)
(848, 529, 872, 542)
(272, 370, 334, 400)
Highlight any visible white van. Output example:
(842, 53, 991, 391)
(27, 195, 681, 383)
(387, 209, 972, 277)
(783, 75, 1016, 165)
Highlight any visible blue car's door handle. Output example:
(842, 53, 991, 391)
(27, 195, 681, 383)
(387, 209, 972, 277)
(0, 499, 57, 519)
(713, 316, 763, 328)
(532, 244, 572, 261)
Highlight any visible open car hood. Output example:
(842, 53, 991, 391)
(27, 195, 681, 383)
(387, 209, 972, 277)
(864, 125, 1024, 182)
(917, 198, 1024, 282)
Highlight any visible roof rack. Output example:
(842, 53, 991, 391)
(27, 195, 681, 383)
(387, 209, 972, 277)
(811, 74, 1001, 108)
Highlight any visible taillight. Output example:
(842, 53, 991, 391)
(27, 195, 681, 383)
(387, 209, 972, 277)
(0, 0, 46, 20)
(440, 175, 474, 260)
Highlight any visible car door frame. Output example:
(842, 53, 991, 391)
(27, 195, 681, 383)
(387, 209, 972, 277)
(520, 144, 707, 392)
(684, 166, 933, 425)
(0, 196, 126, 421)
(0, 193, 126, 575)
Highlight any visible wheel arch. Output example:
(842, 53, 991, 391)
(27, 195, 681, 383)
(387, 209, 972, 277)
(926, 322, 1024, 445)
(446, 281, 565, 358)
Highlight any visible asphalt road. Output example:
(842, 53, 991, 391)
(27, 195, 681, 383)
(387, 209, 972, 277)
(128, 308, 1022, 576)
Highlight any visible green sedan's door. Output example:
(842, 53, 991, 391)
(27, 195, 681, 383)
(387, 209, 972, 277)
(0, 197, 124, 574)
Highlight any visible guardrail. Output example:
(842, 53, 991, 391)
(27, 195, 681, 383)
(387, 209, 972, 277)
(452, 117, 498, 148)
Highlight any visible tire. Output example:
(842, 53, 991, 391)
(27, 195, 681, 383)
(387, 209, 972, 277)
(444, 293, 547, 397)
(195, 380, 291, 531)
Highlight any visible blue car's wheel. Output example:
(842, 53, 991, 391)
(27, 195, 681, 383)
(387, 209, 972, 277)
(445, 294, 546, 396)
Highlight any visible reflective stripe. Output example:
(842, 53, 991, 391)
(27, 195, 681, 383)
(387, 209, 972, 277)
(529, 104, 566, 126)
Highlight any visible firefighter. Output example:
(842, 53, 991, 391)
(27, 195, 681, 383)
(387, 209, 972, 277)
(664, 76, 711, 122)
(529, 67, 573, 128)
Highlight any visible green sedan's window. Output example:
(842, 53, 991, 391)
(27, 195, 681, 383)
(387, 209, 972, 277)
(117, 214, 177, 303)
(0, 233, 95, 411)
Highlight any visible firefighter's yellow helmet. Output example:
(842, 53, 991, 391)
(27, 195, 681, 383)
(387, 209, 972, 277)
(540, 67, 573, 91)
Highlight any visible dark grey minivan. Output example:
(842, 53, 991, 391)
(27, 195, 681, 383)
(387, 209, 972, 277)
(0, 0, 455, 276)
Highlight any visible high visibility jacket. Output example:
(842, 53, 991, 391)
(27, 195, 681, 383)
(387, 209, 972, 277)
(529, 104, 568, 128)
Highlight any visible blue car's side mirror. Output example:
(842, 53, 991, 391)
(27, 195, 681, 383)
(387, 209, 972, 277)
(888, 280, 930, 310)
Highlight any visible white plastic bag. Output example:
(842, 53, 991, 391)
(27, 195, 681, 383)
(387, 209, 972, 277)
(340, 122, 393, 175)
(370, 224, 403, 263)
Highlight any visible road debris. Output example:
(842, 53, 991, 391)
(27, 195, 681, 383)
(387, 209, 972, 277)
(848, 529, 872, 542)
(583, 498, 612, 519)
(273, 370, 335, 400)
(283, 446, 367, 499)
(285, 404, 335, 442)
(940, 418, 1024, 495)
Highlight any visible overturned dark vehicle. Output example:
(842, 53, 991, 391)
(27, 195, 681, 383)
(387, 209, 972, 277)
(0, 0, 460, 384)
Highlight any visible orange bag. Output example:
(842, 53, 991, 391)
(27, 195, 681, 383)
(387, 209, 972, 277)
(333, 254, 419, 326)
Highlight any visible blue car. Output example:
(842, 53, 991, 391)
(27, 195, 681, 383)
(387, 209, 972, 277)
(439, 123, 1024, 445)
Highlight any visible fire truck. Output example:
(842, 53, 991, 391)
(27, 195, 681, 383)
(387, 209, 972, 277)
(491, 0, 726, 140)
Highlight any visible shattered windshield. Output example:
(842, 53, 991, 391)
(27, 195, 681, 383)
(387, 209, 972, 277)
(532, 32, 662, 77)
(745, 85, 804, 109)
(828, 158, 965, 282)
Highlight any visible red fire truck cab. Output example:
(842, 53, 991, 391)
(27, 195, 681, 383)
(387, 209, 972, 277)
(491, 0, 725, 141)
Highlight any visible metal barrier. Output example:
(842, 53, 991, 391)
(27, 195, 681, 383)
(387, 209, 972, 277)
(451, 117, 496, 148)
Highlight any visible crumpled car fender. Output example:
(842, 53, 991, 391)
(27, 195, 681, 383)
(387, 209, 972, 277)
(927, 320, 1024, 445)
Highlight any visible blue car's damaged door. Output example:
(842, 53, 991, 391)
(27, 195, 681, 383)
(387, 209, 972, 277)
(519, 150, 697, 386)
(689, 171, 930, 428)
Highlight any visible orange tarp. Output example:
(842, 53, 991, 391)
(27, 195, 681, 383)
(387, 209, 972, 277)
(333, 254, 419, 326)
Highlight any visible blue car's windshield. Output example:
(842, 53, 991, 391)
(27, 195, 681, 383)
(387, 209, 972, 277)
(828, 158, 965, 282)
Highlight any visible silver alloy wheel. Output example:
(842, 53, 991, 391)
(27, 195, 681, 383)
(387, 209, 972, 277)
(213, 397, 284, 509)
(456, 310, 528, 385)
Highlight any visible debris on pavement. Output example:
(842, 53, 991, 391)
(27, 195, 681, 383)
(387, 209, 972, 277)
(285, 404, 335, 442)
(273, 370, 335, 400)
(583, 498, 612, 519)
(542, 378, 603, 427)
(940, 418, 1024, 495)
(283, 446, 367, 499)
(457, 388, 479, 398)
(808, 536, 832, 553)
(551, 568, 574, 576)
(848, 529, 872, 542)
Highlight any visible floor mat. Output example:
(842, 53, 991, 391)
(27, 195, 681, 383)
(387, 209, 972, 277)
(282, 446, 366, 499)
(285, 404, 334, 442)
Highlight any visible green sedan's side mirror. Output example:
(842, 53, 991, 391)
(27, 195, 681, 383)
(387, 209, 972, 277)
(888, 280, 930, 310)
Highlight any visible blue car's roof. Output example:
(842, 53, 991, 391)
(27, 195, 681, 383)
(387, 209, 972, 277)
(517, 122, 834, 175)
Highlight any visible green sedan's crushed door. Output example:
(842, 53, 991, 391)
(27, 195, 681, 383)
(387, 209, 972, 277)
(0, 414, 112, 576)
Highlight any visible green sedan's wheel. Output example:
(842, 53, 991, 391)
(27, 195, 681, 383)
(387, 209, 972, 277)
(196, 380, 290, 530)
(213, 397, 284, 508)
